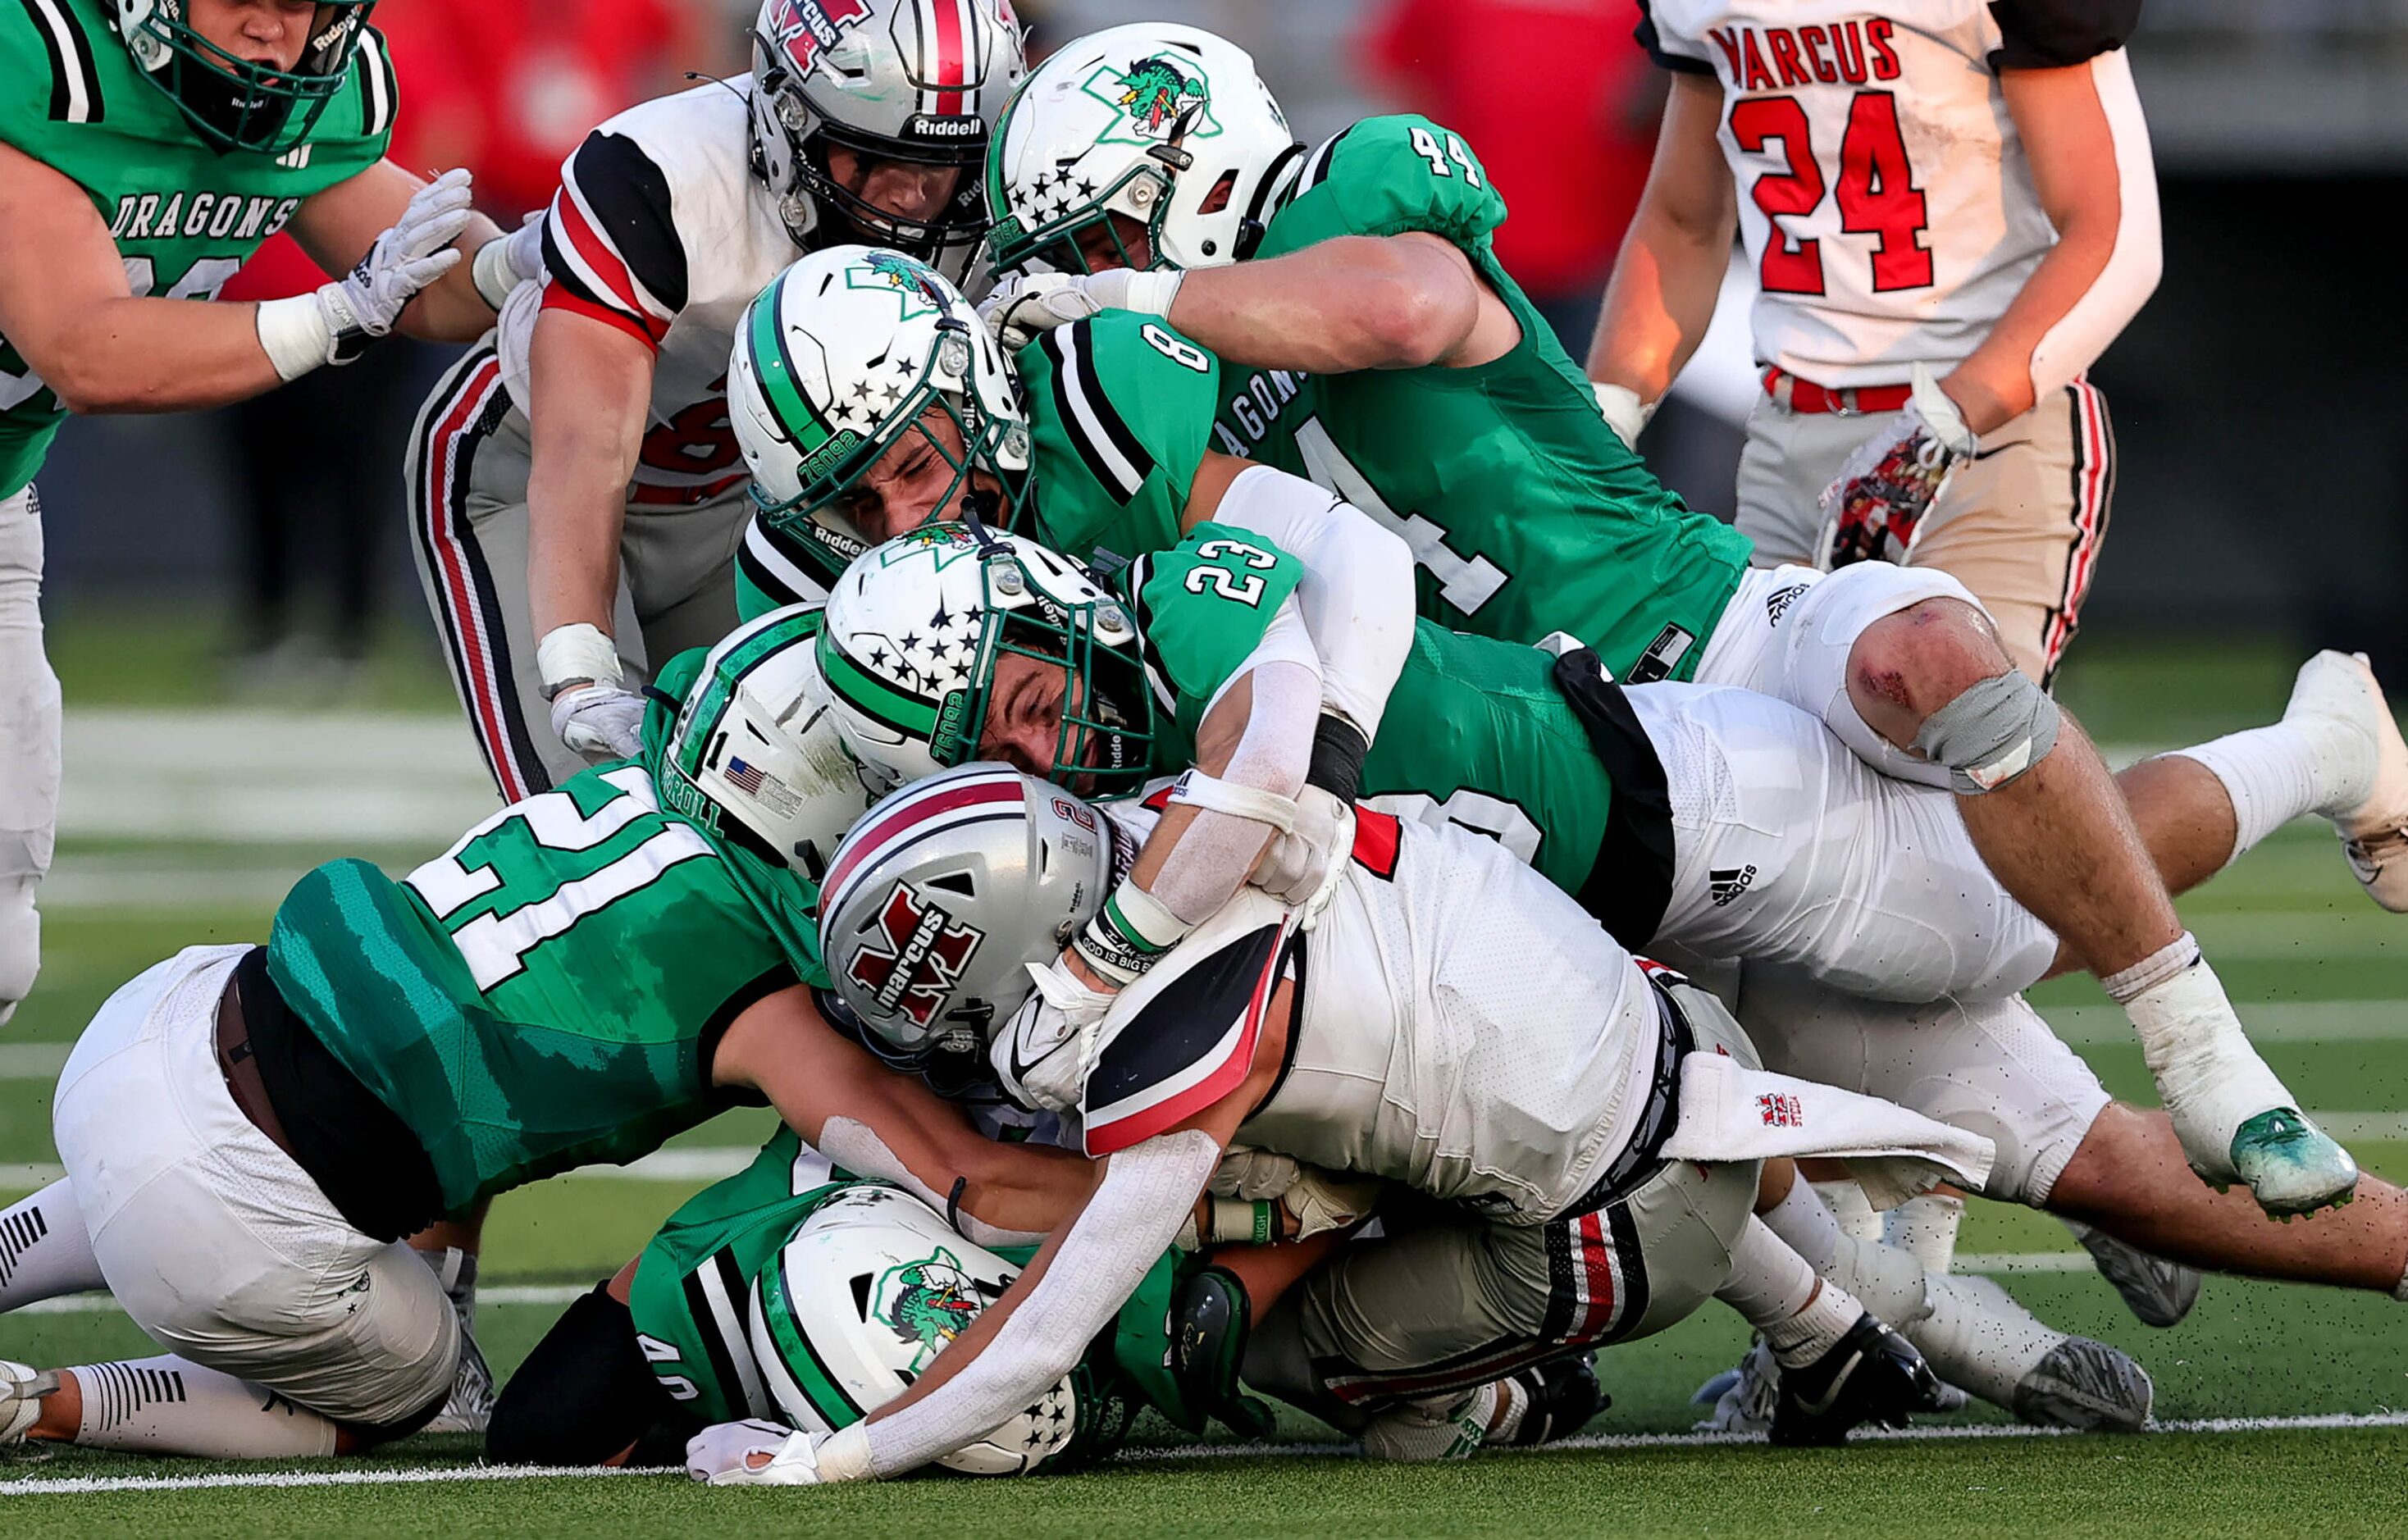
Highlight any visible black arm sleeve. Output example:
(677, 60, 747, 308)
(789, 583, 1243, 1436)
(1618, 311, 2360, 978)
(1988, 0, 2143, 69)
(486, 1283, 693, 1467)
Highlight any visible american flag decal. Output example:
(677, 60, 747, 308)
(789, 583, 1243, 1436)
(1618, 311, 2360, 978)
(725, 758, 767, 795)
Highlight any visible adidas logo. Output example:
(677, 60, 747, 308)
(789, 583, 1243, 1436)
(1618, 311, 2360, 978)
(1764, 584, 1808, 625)
(1708, 864, 1757, 906)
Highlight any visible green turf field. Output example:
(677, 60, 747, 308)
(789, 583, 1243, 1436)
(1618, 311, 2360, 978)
(5, 634, 2406, 1535)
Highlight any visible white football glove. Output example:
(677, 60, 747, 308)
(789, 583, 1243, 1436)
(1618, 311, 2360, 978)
(315, 167, 473, 355)
(1211, 1145, 1302, 1201)
(1815, 363, 1979, 569)
(549, 685, 647, 763)
(686, 1419, 872, 1486)
(992, 958, 1115, 1112)
(1284, 1164, 1380, 1239)
(1592, 381, 1654, 451)
(1251, 785, 1353, 932)
(979, 267, 1184, 352)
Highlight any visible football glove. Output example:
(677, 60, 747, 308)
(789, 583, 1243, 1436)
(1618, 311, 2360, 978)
(992, 957, 1115, 1112)
(686, 1419, 872, 1485)
(980, 268, 1184, 352)
(1210, 1145, 1301, 1201)
(1251, 785, 1352, 932)
(317, 168, 475, 358)
(1815, 363, 1979, 569)
(549, 685, 646, 763)
(1284, 1164, 1379, 1239)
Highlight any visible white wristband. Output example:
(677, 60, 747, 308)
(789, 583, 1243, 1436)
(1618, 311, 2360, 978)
(535, 622, 625, 697)
(1121, 267, 1183, 319)
(819, 1420, 874, 1483)
(472, 235, 521, 312)
(254, 294, 335, 383)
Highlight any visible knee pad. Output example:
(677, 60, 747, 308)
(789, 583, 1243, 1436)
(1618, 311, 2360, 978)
(486, 1283, 675, 1466)
(1913, 670, 2061, 793)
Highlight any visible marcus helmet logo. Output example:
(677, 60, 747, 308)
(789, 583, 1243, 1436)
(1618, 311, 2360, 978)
(1708, 864, 1757, 906)
(764, 0, 872, 71)
(1082, 56, 1220, 145)
(846, 881, 986, 1027)
(873, 1248, 988, 1369)
(846, 249, 951, 321)
(1757, 1092, 1804, 1128)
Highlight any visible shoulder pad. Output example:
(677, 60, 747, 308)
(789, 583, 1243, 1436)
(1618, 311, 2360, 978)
(1265, 114, 1507, 258)
(1082, 887, 1296, 1155)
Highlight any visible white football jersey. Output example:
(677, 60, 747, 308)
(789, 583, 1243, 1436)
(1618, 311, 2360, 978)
(500, 76, 802, 508)
(1229, 815, 1662, 1223)
(1639, 0, 2139, 387)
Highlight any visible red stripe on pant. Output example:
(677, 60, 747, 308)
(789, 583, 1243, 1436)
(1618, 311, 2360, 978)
(418, 357, 534, 804)
(2043, 378, 2114, 677)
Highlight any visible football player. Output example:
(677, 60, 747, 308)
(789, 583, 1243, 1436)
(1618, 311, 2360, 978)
(0, 610, 1129, 1461)
(686, 764, 2005, 1484)
(805, 526, 2408, 1377)
(0, 0, 538, 1029)
(1589, 1, 2150, 686)
(406, 0, 1023, 804)
(969, 22, 2401, 1221)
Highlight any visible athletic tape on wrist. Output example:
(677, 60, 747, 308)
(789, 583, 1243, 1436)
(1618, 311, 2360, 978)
(1204, 1197, 1273, 1246)
(254, 294, 335, 382)
(819, 1419, 874, 1483)
(536, 622, 625, 696)
(1166, 768, 1299, 834)
(471, 236, 520, 311)
(1124, 267, 1183, 319)
(1074, 882, 1191, 986)
(2100, 930, 2201, 1005)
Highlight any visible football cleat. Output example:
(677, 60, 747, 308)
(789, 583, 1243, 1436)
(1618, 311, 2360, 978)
(2012, 1337, 2153, 1433)
(418, 1247, 495, 1436)
(1494, 1353, 1608, 1447)
(4, 1360, 58, 1446)
(2309, 651, 2408, 912)
(2229, 1109, 2359, 1218)
(2068, 1220, 2201, 1328)
(1692, 1338, 1779, 1434)
(1770, 1313, 1950, 1447)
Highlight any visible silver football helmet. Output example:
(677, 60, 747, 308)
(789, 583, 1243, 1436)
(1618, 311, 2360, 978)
(819, 764, 1115, 1065)
(749, 0, 1026, 280)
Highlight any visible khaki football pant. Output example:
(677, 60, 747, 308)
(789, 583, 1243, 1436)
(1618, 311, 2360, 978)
(1734, 379, 2117, 686)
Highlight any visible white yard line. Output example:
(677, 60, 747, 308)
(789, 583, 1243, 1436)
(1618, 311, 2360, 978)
(7, 1410, 2407, 1497)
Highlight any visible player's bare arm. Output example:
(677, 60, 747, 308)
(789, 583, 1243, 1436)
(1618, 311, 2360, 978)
(1160, 231, 1517, 372)
(712, 982, 1103, 1242)
(286, 159, 508, 344)
(1932, 62, 2160, 435)
(1586, 71, 1736, 433)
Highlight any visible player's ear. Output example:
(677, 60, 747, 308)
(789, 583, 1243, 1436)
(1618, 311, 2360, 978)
(1198, 171, 1238, 216)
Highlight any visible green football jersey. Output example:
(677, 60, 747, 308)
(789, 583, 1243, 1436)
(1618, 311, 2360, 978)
(1033, 114, 1751, 683)
(0, 0, 396, 496)
(629, 1128, 1193, 1452)
(1127, 526, 1614, 896)
(265, 654, 827, 1214)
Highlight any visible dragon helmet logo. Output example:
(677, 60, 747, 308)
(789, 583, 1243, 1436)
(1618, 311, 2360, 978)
(844, 248, 952, 321)
(872, 1248, 987, 1368)
(1081, 55, 1220, 146)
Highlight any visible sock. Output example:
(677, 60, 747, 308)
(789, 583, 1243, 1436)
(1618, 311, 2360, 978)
(1809, 1178, 1882, 1243)
(68, 1356, 339, 1457)
(1884, 1191, 1965, 1276)
(1481, 1376, 1528, 1446)
(1763, 1174, 1844, 1272)
(1718, 1215, 1829, 1342)
(1905, 1275, 2060, 1410)
(2108, 936, 2294, 1169)
(0, 1179, 103, 1311)
(2170, 671, 2374, 863)
(1759, 1279, 1863, 1370)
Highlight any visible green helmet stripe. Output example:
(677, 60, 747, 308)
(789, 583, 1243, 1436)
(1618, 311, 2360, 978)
(760, 1257, 866, 1426)
(817, 631, 941, 740)
(746, 276, 832, 457)
(673, 615, 816, 781)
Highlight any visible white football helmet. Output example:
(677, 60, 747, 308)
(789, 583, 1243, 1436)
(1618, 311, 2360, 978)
(728, 244, 1029, 591)
(751, 1182, 1079, 1475)
(657, 604, 880, 880)
(749, 0, 1026, 280)
(982, 22, 1302, 277)
(814, 523, 1154, 795)
(819, 764, 1113, 1064)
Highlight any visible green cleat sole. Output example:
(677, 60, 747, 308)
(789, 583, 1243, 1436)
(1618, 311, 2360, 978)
(2231, 1109, 2360, 1218)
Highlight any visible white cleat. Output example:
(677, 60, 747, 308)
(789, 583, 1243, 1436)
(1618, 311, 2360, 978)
(4, 1360, 59, 1446)
(2303, 652, 2408, 911)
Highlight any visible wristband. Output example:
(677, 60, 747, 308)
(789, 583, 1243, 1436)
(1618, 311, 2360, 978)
(536, 622, 625, 700)
(472, 235, 522, 311)
(1306, 713, 1369, 802)
(819, 1419, 875, 1483)
(1119, 267, 1184, 320)
(1072, 882, 1191, 987)
(1204, 1197, 1275, 1247)
(253, 294, 335, 382)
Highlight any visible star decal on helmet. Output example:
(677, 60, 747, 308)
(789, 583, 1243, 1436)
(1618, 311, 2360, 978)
(1081, 55, 1220, 147)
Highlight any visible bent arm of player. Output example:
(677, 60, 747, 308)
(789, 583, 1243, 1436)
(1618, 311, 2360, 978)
(1585, 71, 1735, 447)
(287, 159, 512, 344)
(694, 1124, 1234, 1484)
(1183, 457, 1416, 745)
(523, 304, 659, 762)
(1940, 52, 2160, 434)
(711, 984, 1101, 1249)
(0, 145, 480, 412)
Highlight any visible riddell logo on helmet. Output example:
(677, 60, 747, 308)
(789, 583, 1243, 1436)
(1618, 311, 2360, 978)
(765, 0, 871, 71)
(907, 114, 983, 138)
(848, 881, 986, 1027)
